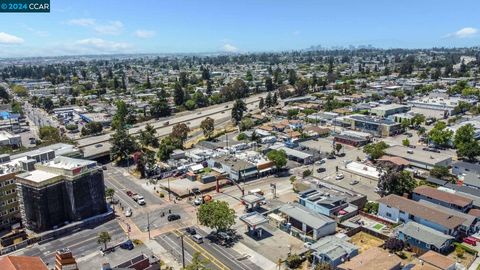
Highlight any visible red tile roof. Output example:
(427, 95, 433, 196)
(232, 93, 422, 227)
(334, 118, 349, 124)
(0, 256, 48, 270)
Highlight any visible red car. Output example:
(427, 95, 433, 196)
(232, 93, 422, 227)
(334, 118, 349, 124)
(464, 237, 477, 246)
(126, 191, 133, 197)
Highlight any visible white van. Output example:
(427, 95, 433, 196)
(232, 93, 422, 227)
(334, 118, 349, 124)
(192, 234, 203, 244)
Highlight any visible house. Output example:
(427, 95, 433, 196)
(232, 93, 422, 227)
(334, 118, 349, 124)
(298, 188, 359, 221)
(413, 251, 456, 270)
(377, 194, 465, 236)
(0, 256, 48, 270)
(269, 144, 314, 164)
(303, 126, 330, 137)
(337, 247, 402, 270)
(384, 145, 452, 170)
(412, 186, 473, 213)
(396, 222, 454, 254)
(278, 203, 336, 240)
(208, 156, 258, 181)
(309, 235, 359, 268)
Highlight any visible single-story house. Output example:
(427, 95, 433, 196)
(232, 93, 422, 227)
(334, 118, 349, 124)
(309, 235, 359, 268)
(397, 221, 454, 254)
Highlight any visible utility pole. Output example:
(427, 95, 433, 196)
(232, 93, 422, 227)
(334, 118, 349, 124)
(167, 177, 171, 201)
(180, 234, 186, 268)
(147, 212, 151, 240)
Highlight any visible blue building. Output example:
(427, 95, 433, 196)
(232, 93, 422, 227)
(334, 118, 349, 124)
(309, 235, 359, 268)
(397, 221, 454, 254)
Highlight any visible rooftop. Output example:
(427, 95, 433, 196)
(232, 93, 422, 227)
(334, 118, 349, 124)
(377, 194, 466, 229)
(384, 145, 452, 166)
(17, 169, 60, 183)
(349, 115, 399, 126)
(44, 156, 96, 170)
(278, 203, 335, 229)
(397, 221, 454, 249)
(337, 247, 401, 270)
(0, 256, 48, 270)
(310, 235, 358, 261)
(418, 251, 456, 270)
(413, 185, 472, 208)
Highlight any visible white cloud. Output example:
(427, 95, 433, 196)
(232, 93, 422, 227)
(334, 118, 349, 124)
(446, 27, 478, 38)
(222, 43, 238, 53)
(94, 21, 123, 35)
(74, 38, 130, 51)
(135, 30, 156, 39)
(0, 32, 24, 44)
(68, 18, 96, 27)
(67, 18, 123, 35)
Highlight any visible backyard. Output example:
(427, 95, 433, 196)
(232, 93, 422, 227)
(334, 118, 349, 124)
(350, 231, 385, 253)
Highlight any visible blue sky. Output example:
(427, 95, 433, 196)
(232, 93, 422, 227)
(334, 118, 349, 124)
(0, 0, 479, 57)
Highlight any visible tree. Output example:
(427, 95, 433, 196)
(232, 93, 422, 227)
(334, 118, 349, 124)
(200, 117, 215, 140)
(430, 165, 451, 180)
(157, 136, 180, 161)
(267, 149, 287, 170)
(183, 252, 211, 270)
(314, 263, 333, 270)
(288, 69, 297, 85)
(12, 84, 28, 97)
(39, 126, 61, 142)
(302, 169, 312, 178)
(138, 124, 159, 148)
(285, 253, 303, 269)
(428, 121, 453, 147)
(335, 143, 343, 154)
(385, 237, 404, 252)
(110, 127, 138, 163)
(197, 200, 235, 232)
(171, 123, 190, 145)
(135, 149, 156, 178)
(265, 92, 273, 107)
(150, 99, 171, 118)
(265, 77, 274, 91)
(174, 83, 185, 106)
(97, 231, 111, 250)
(272, 92, 278, 105)
(231, 99, 247, 125)
(363, 141, 389, 160)
(402, 138, 410, 147)
(400, 119, 410, 129)
(105, 188, 115, 202)
(363, 201, 379, 214)
(454, 124, 480, 161)
(377, 165, 416, 196)
(0, 86, 10, 102)
(295, 79, 308, 96)
(259, 97, 265, 109)
(41, 97, 54, 112)
(411, 114, 426, 126)
(112, 100, 135, 129)
(81, 121, 103, 136)
(239, 118, 255, 131)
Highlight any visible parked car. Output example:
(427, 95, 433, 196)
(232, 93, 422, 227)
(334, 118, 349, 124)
(316, 167, 326, 173)
(405, 132, 413, 137)
(102, 165, 107, 170)
(192, 234, 203, 244)
(194, 198, 203, 206)
(167, 214, 181, 221)
(185, 227, 197, 235)
(350, 180, 359, 185)
(124, 208, 132, 217)
(315, 159, 326, 165)
(335, 174, 344, 180)
(126, 191, 133, 197)
(120, 240, 134, 250)
(464, 237, 477, 246)
(137, 197, 146, 206)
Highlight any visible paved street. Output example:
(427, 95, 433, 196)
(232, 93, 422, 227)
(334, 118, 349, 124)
(12, 220, 126, 268)
(156, 227, 263, 270)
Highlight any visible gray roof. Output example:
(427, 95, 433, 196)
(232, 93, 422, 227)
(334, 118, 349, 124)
(398, 222, 453, 249)
(279, 203, 335, 229)
(453, 161, 480, 175)
(417, 200, 476, 228)
(310, 235, 358, 261)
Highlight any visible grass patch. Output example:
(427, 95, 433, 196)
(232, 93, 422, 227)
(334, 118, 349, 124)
(372, 223, 384, 230)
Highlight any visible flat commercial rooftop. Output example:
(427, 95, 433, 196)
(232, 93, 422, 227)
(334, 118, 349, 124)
(18, 170, 60, 183)
(384, 145, 452, 166)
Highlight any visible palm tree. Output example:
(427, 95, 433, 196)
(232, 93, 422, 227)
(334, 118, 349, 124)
(97, 231, 111, 250)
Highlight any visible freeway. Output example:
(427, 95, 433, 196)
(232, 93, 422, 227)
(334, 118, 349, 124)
(76, 93, 266, 148)
(156, 227, 262, 270)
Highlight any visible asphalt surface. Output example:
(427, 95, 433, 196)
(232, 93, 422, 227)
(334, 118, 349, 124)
(13, 220, 126, 268)
(156, 227, 262, 270)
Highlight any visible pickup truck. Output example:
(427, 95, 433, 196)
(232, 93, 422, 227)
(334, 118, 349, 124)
(133, 195, 145, 205)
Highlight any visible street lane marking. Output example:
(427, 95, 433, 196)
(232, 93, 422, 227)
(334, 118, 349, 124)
(173, 230, 229, 270)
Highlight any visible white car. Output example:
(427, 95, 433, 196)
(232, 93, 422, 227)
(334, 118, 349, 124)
(335, 174, 344, 180)
(194, 198, 203, 206)
(124, 208, 132, 217)
(137, 196, 146, 205)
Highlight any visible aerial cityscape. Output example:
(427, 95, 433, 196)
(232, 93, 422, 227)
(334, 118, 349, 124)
(2, 1, 480, 270)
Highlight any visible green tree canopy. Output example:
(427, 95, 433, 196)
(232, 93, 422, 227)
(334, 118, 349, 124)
(231, 99, 247, 125)
(363, 141, 389, 160)
(267, 149, 287, 170)
(110, 127, 138, 163)
(428, 121, 453, 147)
(200, 117, 215, 140)
(377, 165, 416, 196)
(454, 124, 480, 161)
(197, 200, 235, 232)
